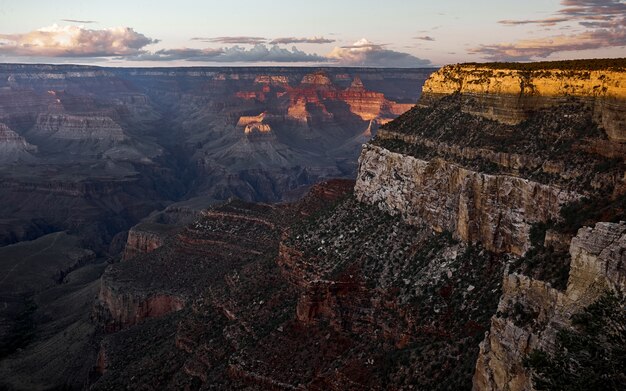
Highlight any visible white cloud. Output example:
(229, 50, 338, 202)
(327, 39, 431, 67)
(127, 44, 328, 63)
(0, 24, 158, 57)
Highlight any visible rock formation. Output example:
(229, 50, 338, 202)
(0, 123, 37, 163)
(5, 59, 626, 390)
(473, 222, 626, 391)
(355, 144, 580, 256)
(87, 59, 625, 390)
(32, 113, 127, 142)
(421, 62, 626, 141)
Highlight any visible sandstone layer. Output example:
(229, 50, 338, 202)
(421, 64, 626, 142)
(355, 144, 579, 256)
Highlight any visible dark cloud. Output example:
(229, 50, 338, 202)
(0, 25, 158, 57)
(128, 44, 328, 63)
(190, 36, 267, 45)
(559, 0, 626, 17)
(269, 37, 335, 44)
(469, 26, 626, 61)
(61, 19, 97, 24)
(414, 36, 435, 41)
(473, 0, 626, 60)
(328, 39, 431, 67)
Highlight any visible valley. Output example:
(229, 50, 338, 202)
(0, 65, 432, 390)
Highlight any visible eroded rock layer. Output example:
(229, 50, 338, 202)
(355, 144, 579, 256)
(92, 180, 508, 390)
(421, 62, 626, 141)
(474, 222, 626, 391)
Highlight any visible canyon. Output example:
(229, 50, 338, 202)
(1, 58, 625, 390)
(0, 65, 432, 390)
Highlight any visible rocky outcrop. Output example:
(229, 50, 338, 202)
(301, 72, 333, 87)
(244, 122, 272, 135)
(32, 113, 126, 142)
(0, 123, 37, 163)
(355, 144, 579, 256)
(421, 64, 626, 142)
(122, 227, 168, 261)
(254, 75, 290, 86)
(473, 222, 626, 391)
(96, 280, 185, 332)
(237, 113, 267, 127)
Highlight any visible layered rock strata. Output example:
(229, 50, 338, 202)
(421, 63, 626, 142)
(355, 144, 579, 256)
(0, 123, 37, 163)
(473, 222, 626, 391)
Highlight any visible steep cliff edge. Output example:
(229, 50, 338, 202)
(355, 144, 579, 256)
(355, 59, 626, 390)
(474, 222, 626, 391)
(420, 62, 626, 142)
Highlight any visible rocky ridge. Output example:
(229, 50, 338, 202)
(87, 59, 626, 391)
(355, 59, 626, 390)
(420, 62, 626, 141)
(0, 123, 37, 163)
(4, 60, 626, 390)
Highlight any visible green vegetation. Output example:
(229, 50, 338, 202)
(512, 221, 571, 291)
(461, 58, 626, 71)
(524, 292, 626, 390)
(286, 195, 507, 389)
(557, 193, 626, 234)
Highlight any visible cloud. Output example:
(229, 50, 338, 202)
(190, 36, 335, 45)
(327, 38, 431, 67)
(191, 36, 267, 45)
(414, 36, 435, 41)
(0, 24, 157, 57)
(470, 27, 626, 61)
(473, 0, 626, 60)
(61, 19, 97, 24)
(127, 44, 328, 63)
(269, 37, 335, 44)
(498, 17, 571, 26)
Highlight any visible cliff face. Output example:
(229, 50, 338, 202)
(11, 61, 624, 390)
(421, 64, 626, 142)
(355, 144, 579, 256)
(473, 222, 626, 391)
(354, 60, 626, 390)
(32, 113, 127, 142)
(0, 123, 37, 163)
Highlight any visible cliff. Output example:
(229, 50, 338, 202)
(19, 60, 624, 390)
(421, 64, 626, 142)
(354, 59, 626, 389)
(473, 222, 626, 391)
(355, 144, 579, 256)
(32, 113, 127, 142)
(0, 123, 37, 163)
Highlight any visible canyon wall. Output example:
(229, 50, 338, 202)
(354, 60, 626, 389)
(420, 64, 626, 142)
(473, 222, 626, 391)
(355, 144, 579, 256)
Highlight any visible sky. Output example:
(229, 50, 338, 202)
(0, 0, 624, 67)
